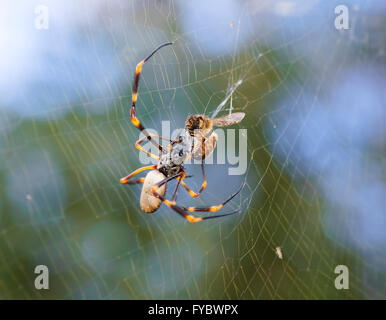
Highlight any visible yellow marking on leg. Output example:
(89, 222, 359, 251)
(181, 181, 196, 197)
(131, 116, 140, 128)
(209, 205, 223, 212)
(184, 153, 191, 162)
(136, 60, 145, 75)
(163, 199, 173, 206)
(132, 92, 137, 103)
(188, 189, 196, 197)
(120, 165, 156, 184)
(162, 199, 176, 206)
(181, 179, 207, 198)
(135, 143, 159, 160)
(186, 215, 203, 223)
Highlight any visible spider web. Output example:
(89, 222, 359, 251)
(0, 0, 385, 299)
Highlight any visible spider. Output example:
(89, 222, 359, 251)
(120, 42, 245, 223)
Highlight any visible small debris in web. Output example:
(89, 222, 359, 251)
(275, 247, 283, 260)
(26, 194, 33, 201)
(230, 22, 234, 28)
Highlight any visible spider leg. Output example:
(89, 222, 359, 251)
(151, 172, 241, 223)
(125, 178, 145, 185)
(136, 133, 173, 160)
(180, 183, 243, 212)
(131, 42, 172, 152)
(171, 173, 195, 202)
(172, 175, 183, 202)
(164, 199, 239, 223)
(120, 165, 157, 184)
(180, 160, 207, 197)
(180, 132, 214, 197)
(156, 170, 186, 203)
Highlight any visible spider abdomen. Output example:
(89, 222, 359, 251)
(140, 170, 167, 213)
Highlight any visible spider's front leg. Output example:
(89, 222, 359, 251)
(130, 42, 173, 152)
(125, 178, 145, 185)
(120, 165, 157, 184)
(135, 133, 173, 160)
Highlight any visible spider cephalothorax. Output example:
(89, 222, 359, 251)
(157, 131, 192, 177)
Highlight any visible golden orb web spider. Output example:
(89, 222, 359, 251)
(120, 42, 245, 223)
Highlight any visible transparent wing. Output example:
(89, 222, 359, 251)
(211, 79, 243, 118)
(211, 112, 245, 127)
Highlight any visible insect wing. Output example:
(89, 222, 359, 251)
(211, 112, 245, 127)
